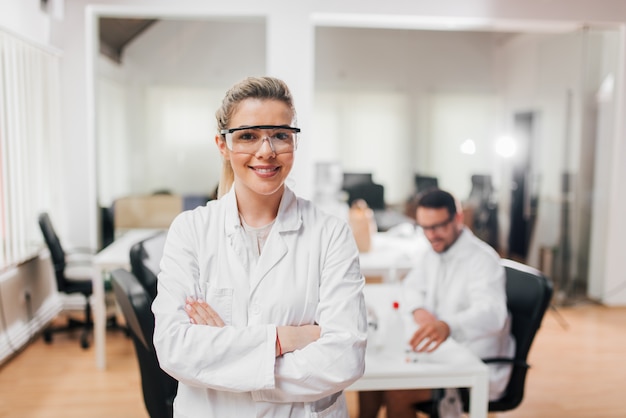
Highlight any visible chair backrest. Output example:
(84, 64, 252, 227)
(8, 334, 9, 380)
(38, 212, 67, 287)
(490, 259, 553, 411)
(129, 232, 167, 300)
(111, 268, 177, 418)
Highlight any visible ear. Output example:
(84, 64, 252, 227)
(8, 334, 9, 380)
(454, 210, 465, 228)
(215, 134, 230, 160)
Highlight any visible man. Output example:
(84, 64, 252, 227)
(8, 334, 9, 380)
(359, 188, 515, 418)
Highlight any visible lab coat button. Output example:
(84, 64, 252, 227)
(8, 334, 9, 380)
(251, 303, 260, 315)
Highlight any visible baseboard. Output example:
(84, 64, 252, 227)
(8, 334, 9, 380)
(0, 293, 62, 366)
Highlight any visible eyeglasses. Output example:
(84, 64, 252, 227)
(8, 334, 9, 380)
(418, 216, 454, 233)
(220, 125, 300, 155)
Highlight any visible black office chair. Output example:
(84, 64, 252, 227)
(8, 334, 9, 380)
(38, 212, 126, 349)
(111, 268, 177, 418)
(129, 232, 167, 300)
(38, 212, 95, 349)
(415, 258, 553, 416)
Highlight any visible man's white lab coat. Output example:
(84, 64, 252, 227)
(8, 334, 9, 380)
(402, 228, 515, 400)
(152, 186, 367, 417)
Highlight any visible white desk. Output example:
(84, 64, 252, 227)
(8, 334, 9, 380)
(92, 228, 164, 369)
(348, 283, 489, 417)
(358, 231, 427, 282)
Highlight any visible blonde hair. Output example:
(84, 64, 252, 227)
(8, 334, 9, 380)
(215, 76, 297, 198)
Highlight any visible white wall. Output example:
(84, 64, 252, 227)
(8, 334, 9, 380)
(602, 27, 626, 306)
(314, 28, 499, 203)
(23, 0, 626, 305)
(0, 0, 54, 45)
(97, 19, 266, 205)
(0, 254, 62, 366)
(0, 0, 64, 363)
(101, 25, 503, 206)
(588, 31, 620, 303)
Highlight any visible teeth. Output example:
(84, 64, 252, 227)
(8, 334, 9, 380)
(255, 168, 276, 173)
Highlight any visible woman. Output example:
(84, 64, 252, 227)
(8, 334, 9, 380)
(152, 76, 367, 417)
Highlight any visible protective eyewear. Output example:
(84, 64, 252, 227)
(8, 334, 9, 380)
(418, 216, 454, 233)
(220, 125, 300, 154)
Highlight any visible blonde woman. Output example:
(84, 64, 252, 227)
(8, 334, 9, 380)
(152, 76, 367, 417)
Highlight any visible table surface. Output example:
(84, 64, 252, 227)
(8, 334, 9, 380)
(94, 228, 165, 267)
(348, 283, 489, 417)
(92, 228, 166, 370)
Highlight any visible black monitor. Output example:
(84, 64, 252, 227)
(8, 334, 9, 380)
(342, 172, 373, 188)
(414, 175, 439, 193)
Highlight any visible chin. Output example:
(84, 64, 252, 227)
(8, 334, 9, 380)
(254, 182, 285, 196)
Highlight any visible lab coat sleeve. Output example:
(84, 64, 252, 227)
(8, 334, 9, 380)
(152, 212, 276, 392)
(440, 255, 508, 342)
(251, 221, 367, 403)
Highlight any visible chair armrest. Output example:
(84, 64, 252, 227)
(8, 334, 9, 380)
(482, 357, 530, 369)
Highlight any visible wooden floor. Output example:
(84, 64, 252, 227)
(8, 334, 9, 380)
(1, 302, 625, 417)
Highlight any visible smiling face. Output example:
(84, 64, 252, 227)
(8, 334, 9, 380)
(215, 98, 295, 199)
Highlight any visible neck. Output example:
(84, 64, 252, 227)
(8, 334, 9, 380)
(235, 185, 284, 227)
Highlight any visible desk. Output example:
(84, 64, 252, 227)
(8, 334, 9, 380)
(358, 231, 427, 282)
(348, 284, 489, 417)
(92, 228, 164, 369)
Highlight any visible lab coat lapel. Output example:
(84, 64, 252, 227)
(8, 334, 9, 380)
(223, 188, 251, 275)
(251, 230, 288, 292)
(249, 187, 301, 293)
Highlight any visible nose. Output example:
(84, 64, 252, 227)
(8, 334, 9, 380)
(255, 137, 276, 156)
(423, 227, 441, 241)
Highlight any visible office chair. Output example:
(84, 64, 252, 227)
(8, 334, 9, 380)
(414, 258, 553, 416)
(38, 212, 126, 349)
(129, 231, 167, 300)
(111, 268, 177, 418)
(38, 212, 95, 349)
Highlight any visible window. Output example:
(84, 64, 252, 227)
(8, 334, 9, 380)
(0, 29, 61, 270)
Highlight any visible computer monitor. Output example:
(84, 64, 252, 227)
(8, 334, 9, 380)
(342, 172, 373, 188)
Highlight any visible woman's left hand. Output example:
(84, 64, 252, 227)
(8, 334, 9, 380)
(185, 296, 225, 327)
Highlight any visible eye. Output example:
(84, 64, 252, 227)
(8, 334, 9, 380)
(273, 130, 293, 141)
(234, 130, 259, 141)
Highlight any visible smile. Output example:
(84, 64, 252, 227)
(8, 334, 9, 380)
(251, 166, 280, 173)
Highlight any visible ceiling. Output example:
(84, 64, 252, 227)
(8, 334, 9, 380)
(96, 16, 585, 65)
(99, 17, 157, 63)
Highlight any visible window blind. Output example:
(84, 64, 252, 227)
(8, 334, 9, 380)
(0, 29, 61, 270)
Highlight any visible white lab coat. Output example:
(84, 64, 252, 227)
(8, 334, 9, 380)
(402, 228, 515, 400)
(152, 186, 367, 417)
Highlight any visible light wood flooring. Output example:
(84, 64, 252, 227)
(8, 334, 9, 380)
(1, 302, 625, 418)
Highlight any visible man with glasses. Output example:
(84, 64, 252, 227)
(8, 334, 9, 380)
(359, 188, 514, 418)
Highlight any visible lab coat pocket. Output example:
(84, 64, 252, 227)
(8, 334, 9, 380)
(308, 392, 347, 418)
(201, 283, 234, 325)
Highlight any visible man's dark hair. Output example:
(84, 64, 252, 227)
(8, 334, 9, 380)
(416, 187, 458, 218)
